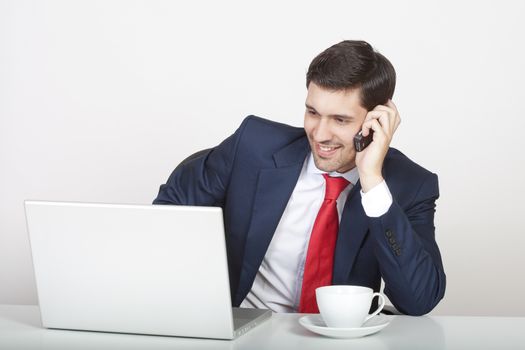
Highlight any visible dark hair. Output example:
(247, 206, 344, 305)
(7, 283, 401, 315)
(306, 40, 396, 111)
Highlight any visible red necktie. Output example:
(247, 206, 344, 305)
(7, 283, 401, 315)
(299, 174, 350, 313)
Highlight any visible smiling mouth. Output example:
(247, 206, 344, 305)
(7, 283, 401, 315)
(319, 145, 337, 151)
(316, 143, 341, 157)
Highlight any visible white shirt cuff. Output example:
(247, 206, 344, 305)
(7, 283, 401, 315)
(360, 180, 393, 217)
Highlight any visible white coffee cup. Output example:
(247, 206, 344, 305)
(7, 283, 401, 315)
(316, 285, 386, 328)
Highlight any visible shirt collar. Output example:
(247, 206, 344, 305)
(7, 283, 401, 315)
(306, 153, 360, 185)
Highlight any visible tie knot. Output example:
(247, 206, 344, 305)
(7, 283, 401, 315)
(322, 174, 350, 200)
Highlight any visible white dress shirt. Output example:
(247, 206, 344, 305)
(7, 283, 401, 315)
(240, 153, 392, 312)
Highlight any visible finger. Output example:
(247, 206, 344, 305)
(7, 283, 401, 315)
(361, 118, 385, 137)
(364, 110, 386, 122)
(373, 104, 400, 134)
(385, 100, 401, 126)
(393, 114, 401, 132)
(372, 105, 396, 121)
(364, 110, 390, 134)
(368, 118, 385, 135)
(361, 117, 374, 137)
(378, 111, 391, 133)
(372, 105, 393, 115)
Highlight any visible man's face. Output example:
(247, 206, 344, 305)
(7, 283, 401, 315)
(304, 82, 368, 173)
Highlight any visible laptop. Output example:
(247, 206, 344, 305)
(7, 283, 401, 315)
(24, 200, 271, 340)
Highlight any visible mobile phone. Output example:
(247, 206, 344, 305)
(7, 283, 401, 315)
(353, 130, 374, 152)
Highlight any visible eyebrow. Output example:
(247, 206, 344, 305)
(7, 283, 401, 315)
(305, 103, 355, 120)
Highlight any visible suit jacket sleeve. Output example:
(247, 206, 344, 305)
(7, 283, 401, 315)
(369, 172, 446, 315)
(152, 118, 249, 206)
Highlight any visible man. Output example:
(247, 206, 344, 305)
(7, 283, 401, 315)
(153, 40, 446, 316)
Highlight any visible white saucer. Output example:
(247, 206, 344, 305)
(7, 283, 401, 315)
(299, 314, 391, 339)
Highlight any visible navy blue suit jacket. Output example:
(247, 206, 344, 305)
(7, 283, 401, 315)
(153, 116, 446, 315)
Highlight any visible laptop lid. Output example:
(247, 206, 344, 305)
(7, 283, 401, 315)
(24, 200, 269, 339)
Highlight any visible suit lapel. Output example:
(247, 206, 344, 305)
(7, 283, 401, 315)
(236, 137, 309, 301)
(332, 180, 370, 284)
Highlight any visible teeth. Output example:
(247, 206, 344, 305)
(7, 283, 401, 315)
(320, 146, 335, 152)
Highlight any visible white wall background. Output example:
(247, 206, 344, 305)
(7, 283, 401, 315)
(1, 0, 524, 316)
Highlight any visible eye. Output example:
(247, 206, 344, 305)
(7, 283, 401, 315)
(335, 117, 348, 124)
(307, 109, 318, 116)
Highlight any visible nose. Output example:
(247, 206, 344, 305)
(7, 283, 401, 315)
(312, 117, 332, 143)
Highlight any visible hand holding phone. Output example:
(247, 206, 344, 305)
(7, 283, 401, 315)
(353, 130, 374, 152)
(354, 100, 400, 192)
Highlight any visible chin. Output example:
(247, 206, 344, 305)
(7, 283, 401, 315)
(313, 157, 340, 173)
(313, 155, 355, 174)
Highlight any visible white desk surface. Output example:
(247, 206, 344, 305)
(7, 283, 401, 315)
(1, 304, 524, 350)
